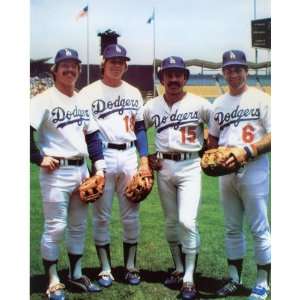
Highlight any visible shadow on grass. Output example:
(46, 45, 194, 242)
(196, 274, 252, 299)
(30, 266, 168, 294)
(30, 267, 251, 298)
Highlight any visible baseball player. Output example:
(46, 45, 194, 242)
(143, 56, 212, 300)
(79, 44, 150, 287)
(208, 50, 271, 300)
(30, 48, 105, 299)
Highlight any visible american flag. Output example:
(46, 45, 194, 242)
(76, 5, 88, 21)
(147, 10, 155, 24)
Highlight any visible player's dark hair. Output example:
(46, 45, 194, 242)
(100, 61, 105, 78)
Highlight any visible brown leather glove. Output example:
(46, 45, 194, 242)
(125, 169, 154, 203)
(78, 175, 105, 203)
(200, 147, 247, 176)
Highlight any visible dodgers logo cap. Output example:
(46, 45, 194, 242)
(158, 56, 190, 80)
(54, 48, 81, 64)
(103, 44, 130, 61)
(222, 50, 248, 68)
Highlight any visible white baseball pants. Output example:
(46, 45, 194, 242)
(157, 158, 201, 255)
(220, 155, 271, 265)
(93, 147, 139, 246)
(39, 164, 89, 261)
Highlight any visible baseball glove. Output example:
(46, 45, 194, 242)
(200, 147, 247, 176)
(79, 175, 105, 203)
(125, 169, 154, 203)
(148, 153, 163, 171)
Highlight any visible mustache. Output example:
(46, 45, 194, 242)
(62, 71, 76, 77)
(167, 81, 180, 87)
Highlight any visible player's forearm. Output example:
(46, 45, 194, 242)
(251, 132, 271, 157)
(30, 126, 43, 166)
(208, 134, 219, 149)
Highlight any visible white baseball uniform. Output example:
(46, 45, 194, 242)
(30, 86, 101, 261)
(79, 80, 144, 246)
(209, 87, 271, 265)
(143, 92, 212, 254)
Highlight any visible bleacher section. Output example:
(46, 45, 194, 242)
(155, 74, 271, 99)
(30, 60, 270, 100)
(156, 85, 221, 99)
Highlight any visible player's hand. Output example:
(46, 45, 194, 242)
(40, 156, 60, 172)
(138, 156, 153, 190)
(139, 156, 151, 173)
(224, 147, 247, 168)
(148, 153, 163, 171)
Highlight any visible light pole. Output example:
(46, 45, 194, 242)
(254, 0, 258, 75)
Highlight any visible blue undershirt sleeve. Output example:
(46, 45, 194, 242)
(85, 130, 104, 162)
(30, 126, 43, 166)
(134, 120, 148, 157)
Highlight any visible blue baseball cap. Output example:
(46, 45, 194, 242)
(54, 48, 81, 64)
(157, 56, 190, 80)
(222, 50, 248, 68)
(103, 44, 130, 61)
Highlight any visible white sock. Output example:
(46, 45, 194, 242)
(126, 244, 137, 270)
(256, 269, 269, 289)
(228, 265, 240, 283)
(169, 242, 184, 273)
(98, 247, 111, 272)
(49, 264, 60, 287)
(183, 253, 196, 283)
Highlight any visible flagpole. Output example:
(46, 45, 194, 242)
(152, 8, 156, 97)
(86, 3, 90, 85)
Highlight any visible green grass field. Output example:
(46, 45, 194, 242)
(30, 128, 270, 299)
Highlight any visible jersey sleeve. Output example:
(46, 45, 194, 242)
(201, 99, 213, 125)
(135, 90, 145, 122)
(143, 100, 154, 129)
(85, 108, 99, 134)
(78, 87, 98, 134)
(30, 94, 47, 130)
(208, 102, 220, 138)
(261, 94, 271, 133)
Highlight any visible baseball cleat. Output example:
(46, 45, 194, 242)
(216, 278, 242, 296)
(247, 285, 270, 300)
(181, 282, 197, 300)
(164, 270, 183, 288)
(46, 283, 66, 300)
(125, 268, 141, 285)
(97, 270, 114, 288)
(68, 275, 102, 292)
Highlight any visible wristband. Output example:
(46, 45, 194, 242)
(243, 146, 252, 160)
(94, 159, 106, 171)
(243, 144, 257, 160)
(96, 170, 104, 176)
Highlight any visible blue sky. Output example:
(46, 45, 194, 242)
(31, 0, 271, 65)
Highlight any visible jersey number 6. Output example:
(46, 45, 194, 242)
(242, 124, 255, 143)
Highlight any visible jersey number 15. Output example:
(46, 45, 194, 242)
(180, 126, 196, 144)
